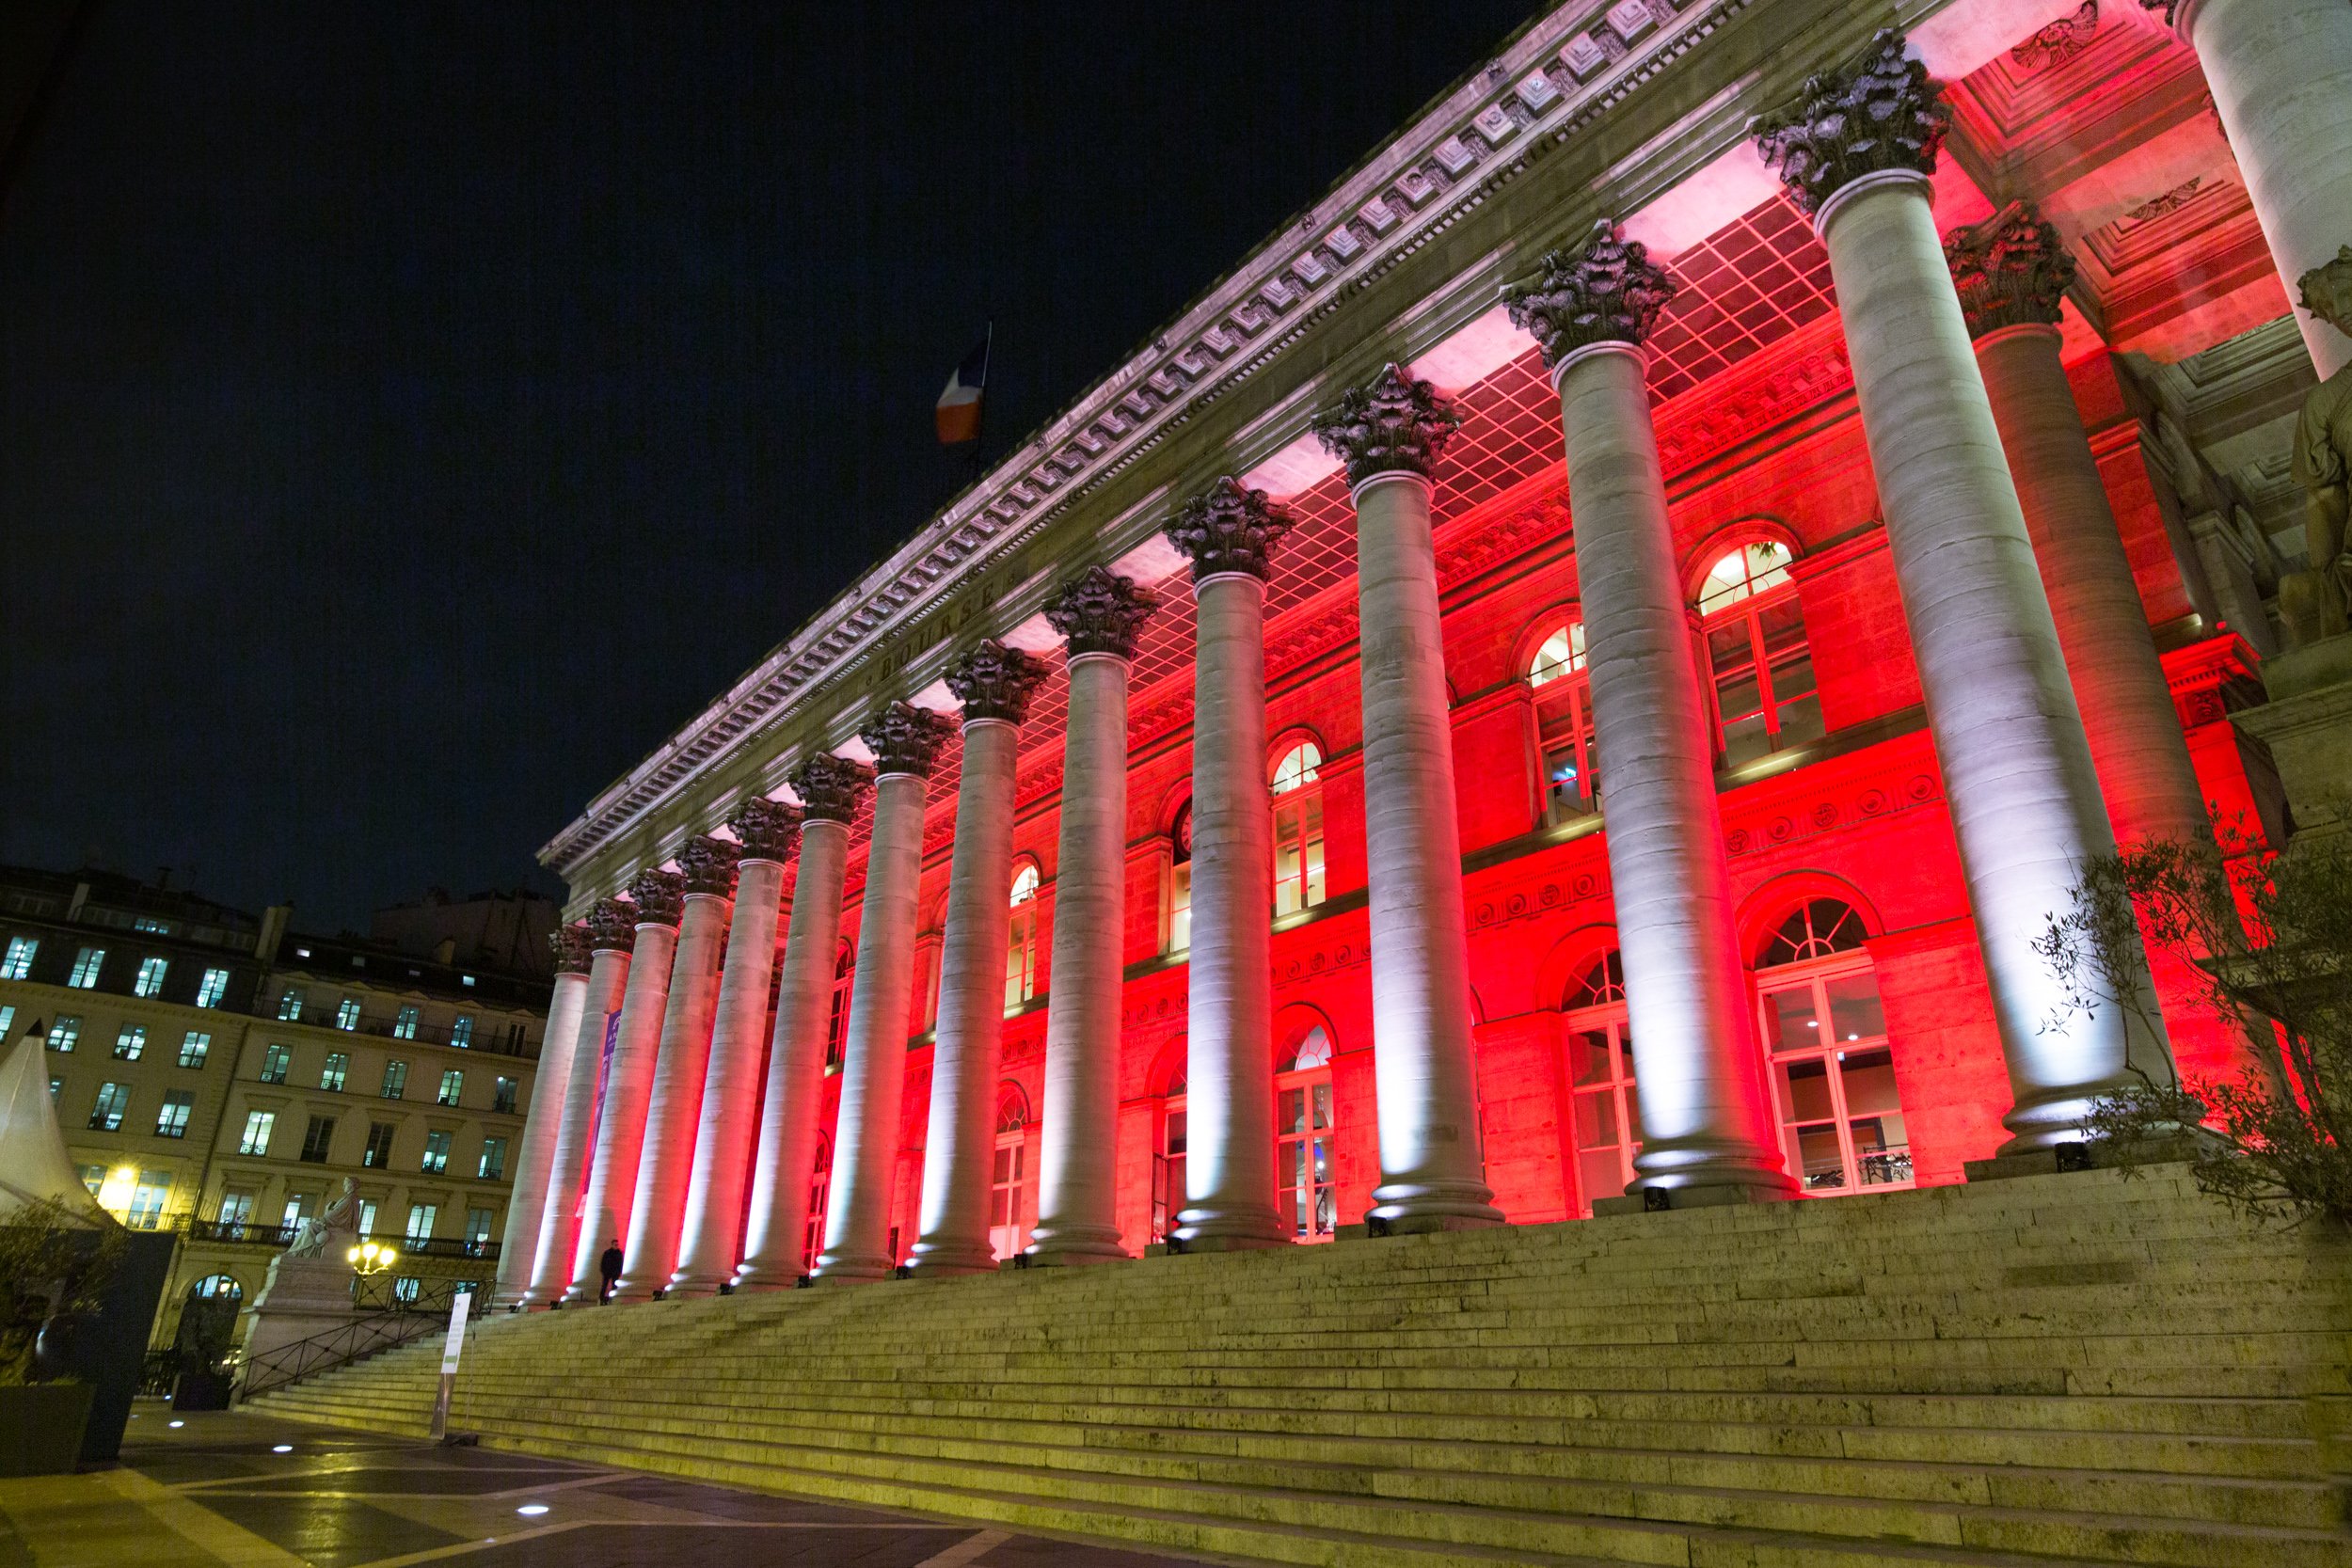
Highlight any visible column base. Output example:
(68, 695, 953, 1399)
(1592, 1177, 1796, 1218)
(663, 1273, 731, 1298)
(1365, 1180, 1505, 1233)
(810, 1249, 895, 1285)
(1025, 1244, 1131, 1267)
(1024, 1222, 1131, 1266)
(727, 1259, 803, 1293)
(1171, 1205, 1286, 1252)
(906, 1239, 999, 1277)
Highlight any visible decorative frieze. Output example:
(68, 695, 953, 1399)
(1502, 220, 1679, 365)
(1943, 202, 2076, 339)
(549, 925, 594, 974)
(1165, 477, 1297, 582)
(2012, 2, 2098, 71)
(944, 639, 1052, 726)
(1044, 567, 1161, 660)
(677, 834, 742, 898)
(787, 752, 874, 825)
(586, 897, 639, 953)
(628, 868, 688, 929)
(1751, 29, 1950, 216)
(860, 700, 958, 778)
(727, 795, 803, 862)
(1311, 363, 1461, 486)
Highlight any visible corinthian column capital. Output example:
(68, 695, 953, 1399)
(945, 639, 1052, 726)
(1751, 29, 1951, 218)
(1503, 220, 1679, 368)
(727, 796, 803, 862)
(1044, 567, 1160, 660)
(1311, 362, 1461, 487)
(1165, 477, 1295, 583)
(585, 898, 639, 954)
(788, 752, 875, 823)
(676, 834, 741, 898)
(628, 868, 687, 928)
(550, 925, 594, 975)
(860, 700, 957, 778)
(1945, 202, 2077, 340)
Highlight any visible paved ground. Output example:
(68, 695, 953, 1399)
(0, 1406, 1220, 1568)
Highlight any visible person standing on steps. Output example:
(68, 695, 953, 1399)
(597, 1239, 623, 1304)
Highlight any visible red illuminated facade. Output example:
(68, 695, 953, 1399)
(501, 0, 2344, 1305)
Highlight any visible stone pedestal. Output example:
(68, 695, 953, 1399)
(2234, 632, 2352, 844)
(241, 1255, 360, 1370)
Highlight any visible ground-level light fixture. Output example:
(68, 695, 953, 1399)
(516, 1504, 550, 1516)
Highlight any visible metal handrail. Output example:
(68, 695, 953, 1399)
(234, 1307, 445, 1401)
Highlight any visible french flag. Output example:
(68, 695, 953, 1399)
(935, 328, 990, 446)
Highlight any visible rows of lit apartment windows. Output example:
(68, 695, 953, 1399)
(250, 1040, 513, 1113)
(211, 1187, 501, 1252)
(271, 986, 493, 1050)
(230, 1107, 508, 1180)
(0, 936, 233, 1006)
(31, 1011, 214, 1069)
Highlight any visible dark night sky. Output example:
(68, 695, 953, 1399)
(0, 1, 1535, 931)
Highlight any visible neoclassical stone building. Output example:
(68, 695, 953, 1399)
(506, 0, 2352, 1306)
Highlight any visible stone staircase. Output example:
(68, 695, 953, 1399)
(249, 1164, 2352, 1566)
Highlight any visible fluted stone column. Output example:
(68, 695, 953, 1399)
(525, 899, 633, 1307)
(1505, 227, 1793, 1202)
(612, 838, 738, 1301)
(567, 868, 684, 1298)
(673, 798, 801, 1294)
(492, 926, 591, 1307)
(1947, 206, 2213, 854)
(814, 702, 956, 1282)
(912, 641, 1052, 1275)
(1756, 31, 2172, 1150)
(1167, 479, 1293, 1248)
(2145, 0, 2352, 378)
(1028, 569, 1159, 1264)
(1309, 367, 1503, 1230)
(738, 756, 872, 1289)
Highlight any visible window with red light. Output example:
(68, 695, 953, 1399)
(1528, 621, 1598, 824)
(802, 1137, 831, 1274)
(1152, 1063, 1186, 1244)
(990, 1087, 1029, 1260)
(1754, 899, 1910, 1194)
(1563, 950, 1640, 1214)
(824, 941, 854, 1069)
(1275, 1024, 1336, 1242)
(1697, 539, 1823, 768)
(1006, 862, 1041, 1009)
(1269, 742, 1326, 916)
(1166, 802, 1193, 956)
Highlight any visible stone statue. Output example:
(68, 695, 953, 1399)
(284, 1176, 360, 1259)
(2287, 246, 2352, 646)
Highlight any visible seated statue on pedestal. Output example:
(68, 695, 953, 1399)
(2287, 247, 2352, 647)
(284, 1177, 359, 1259)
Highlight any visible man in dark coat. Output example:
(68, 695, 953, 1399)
(597, 1240, 623, 1304)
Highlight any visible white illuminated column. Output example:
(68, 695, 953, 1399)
(523, 901, 632, 1307)
(612, 837, 738, 1302)
(2149, 0, 2352, 377)
(913, 641, 1051, 1275)
(1756, 30, 2172, 1150)
(736, 756, 870, 1289)
(491, 925, 590, 1307)
(813, 702, 956, 1282)
(1506, 227, 1793, 1202)
(565, 867, 684, 1299)
(672, 798, 799, 1295)
(1028, 569, 1159, 1265)
(1164, 479, 1292, 1249)
(1310, 366, 1502, 1230)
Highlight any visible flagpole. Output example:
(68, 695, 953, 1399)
(969, 318, 993, 483)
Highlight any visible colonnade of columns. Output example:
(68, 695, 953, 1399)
(489, 19, 2339, 1301)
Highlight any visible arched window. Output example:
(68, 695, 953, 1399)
(1528, 621, 1598, 823)
(1006, 863, 1041, 1009)
(1270, 741, 1326, 916)
(1696, 538, 1823, 768)
(1754, 899, 1909, 1194)
(1166, 803, 1194, 955)
(802, 1138, 831, 1274)
(1563, 952, 1640, 1214)
(990, 1087, 1030, 1260)
(1275, 1024, 1336, 1242)
(1153, 1062, 1186, 1243)
(187, 1272, 242, 1302)
(825, 942, 855, 1069)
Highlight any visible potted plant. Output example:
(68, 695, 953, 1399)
(0, 1196, 123, 1476)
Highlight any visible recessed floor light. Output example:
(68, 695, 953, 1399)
(167, 1420, 184, 1429)
(271, 1444, 294, 1453)
(516, 1504, 550, 1517)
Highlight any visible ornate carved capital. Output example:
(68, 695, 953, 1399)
(1043, 567, 1160, 660)
(1751, 29, 1950, 217)
(2136, 0, 2181, 30)
(860, 701, 957, 778)
(677, 834, 741, 898)
(728, 795, 803, 861)
(627, 868, 687, 928)
(2297, 246, 2352, 342)
(1502, 220, 1678, 366)
(585, 898, 638, 954)
(1310, 362, 1461, 486)
(549, 925, 593, 974)
(788, 752, 875, 824)
(945, 639, 1052, 726)
(1165, 477, 1296, 582)
(1944, 202, 2076, 339)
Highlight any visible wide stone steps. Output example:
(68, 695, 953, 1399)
(249, 1165, 2352, 1567)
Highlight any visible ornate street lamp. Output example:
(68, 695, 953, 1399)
(346, 1239, 398, 1277)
